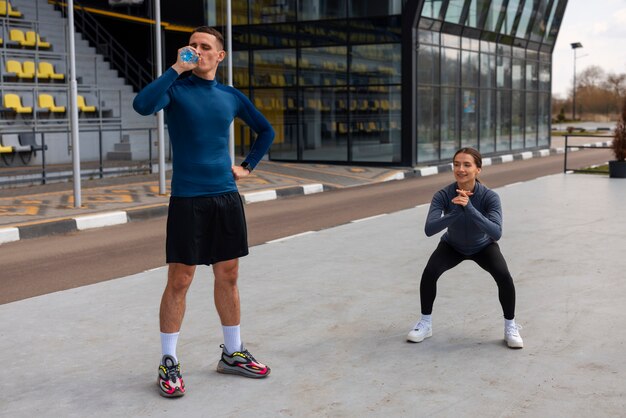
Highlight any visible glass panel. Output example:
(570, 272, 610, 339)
(444, 0, 465, 24)
(205, 0, 249, 26)
(441, 87, 459, 159)
(349, 16, 403, 44)
(512, 58, 524, 90)
(418, 29, 440, 45)
(480, 51, 496, 88)
(250, 0, 297, 24)
(352, 85, 402, 162)
(348, 0, 403, 17)
(530, 0, 550, 42)
(442, 33, 461, 48)
(248, 24, 297, 49)
(417, 86, 440, 163)
(232, 51, 249, 88)
(511, 91, 524, 149)
(497, 56, 511, 89)
(255, 89, 299, 160)
(299, 20, 349, 47)
(539, 61, 551, 91)
(544, 0, 560, 44)
(500, 0, 521, 36)
(441, 47, 460, 86)
(545, 0, 566, 44)
(421, 0, 444, 19)
(461, 89, 478, 149)
(252, 49, 297, 88)
(417, 44, 440, 85)
(300, 46, 347, 87)
(515, 0, 535, 39)
(298, 0, 347, 20)
(526, 59, 538, 90)
(461, 50, 479, 87)
(484, 0, 505, 32)
(497, 90, 511, 151)
(465, 0, 491, 29)
(301, 88, 348, 161)
(479, 90, 496, 153)
(350, 44, 402, 85)
(538, 92, 550, 147)
(525, 91, 537, 148)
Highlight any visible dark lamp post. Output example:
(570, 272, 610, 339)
(571, 42, 583, 121)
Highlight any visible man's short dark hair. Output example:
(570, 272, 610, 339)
(191, 26, 224, 50)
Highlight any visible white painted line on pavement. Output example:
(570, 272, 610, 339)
(351, 214, 388, 223)
(243, 190, 277, 204)
(501, 154, 514, 163)
(0, 227, 20, 245)
(75, 211, 128, 230)
(482, 158, 492, 166)
(266, 231, 315, 244)
(505, 182, 524, 188)
(302, 184, 324, 195)
(520, 151, 533, 160)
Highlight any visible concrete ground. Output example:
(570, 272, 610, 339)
(1, 173, 624, 417)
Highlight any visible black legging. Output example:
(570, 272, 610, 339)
(420, 240, 516, 320)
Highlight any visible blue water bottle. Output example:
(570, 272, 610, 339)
(180, 47, 198, 64)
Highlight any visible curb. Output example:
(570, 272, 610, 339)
(0, 143, 610, 246)
(0, 183, 327, 245)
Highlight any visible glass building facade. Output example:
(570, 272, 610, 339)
(203, 0, 567, 166)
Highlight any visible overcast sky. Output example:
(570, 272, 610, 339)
(552, 0, 626, 98)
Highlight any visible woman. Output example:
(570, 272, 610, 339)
(407, 148, 523, 348)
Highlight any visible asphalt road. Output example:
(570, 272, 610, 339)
(0, 149, 611, 304)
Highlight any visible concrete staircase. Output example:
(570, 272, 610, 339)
(10, 0, 159, 161)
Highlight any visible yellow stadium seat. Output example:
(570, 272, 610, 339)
(21, 61, 36, 78)
(3, 93, 33, 113)
(5, 60, 33, 79)
(38, 94, 65, 113)
(0, 1, 22, 18)
(77, 95, 96, 113)
(24, 31, 51, 49)
(9, 28, 26, 44)
(37, 61, 65, 81)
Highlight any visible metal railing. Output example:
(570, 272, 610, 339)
(563, 134, 613, 173)
(0, 126, 170, 187)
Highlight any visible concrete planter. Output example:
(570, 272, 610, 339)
(609, 160, 626, 178)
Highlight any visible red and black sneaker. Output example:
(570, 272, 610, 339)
(157, 355, 185, 397)
(216, 344, 271, 378)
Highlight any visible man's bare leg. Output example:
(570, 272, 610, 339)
(160, 263, 196, 333)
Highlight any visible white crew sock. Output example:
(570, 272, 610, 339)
(504, 318, 516, 328)
(420, 314, 432, 325)
(222, 325, 242, 354)
(160, 332, 179, 362)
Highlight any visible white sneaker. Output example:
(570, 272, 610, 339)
(504, 324, 524, 348)
(407, 321, 432, 343)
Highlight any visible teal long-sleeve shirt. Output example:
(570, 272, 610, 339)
(424, 181, 503, 255)
(133, 68, 275, 197)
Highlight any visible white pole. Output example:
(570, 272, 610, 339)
(67, 0, 81, 208)
(227, 0, 234, 163)
(154, 0, 166, 194)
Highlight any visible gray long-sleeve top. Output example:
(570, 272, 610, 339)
(424, 181, 503, 255)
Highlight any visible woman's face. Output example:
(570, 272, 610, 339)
(453, 152, 481, 186)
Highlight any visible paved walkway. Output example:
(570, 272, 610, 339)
(1, 173, 624, 417)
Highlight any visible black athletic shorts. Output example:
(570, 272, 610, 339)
(166, 192, 249, 266)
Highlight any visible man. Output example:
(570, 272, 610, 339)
(133, 26, 274, 398)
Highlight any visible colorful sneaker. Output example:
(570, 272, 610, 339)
(407, 320, 432, 343)
(505, 324, 524, 349)
(216, 344, 271, 378)
(157, 354, 185, 397)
